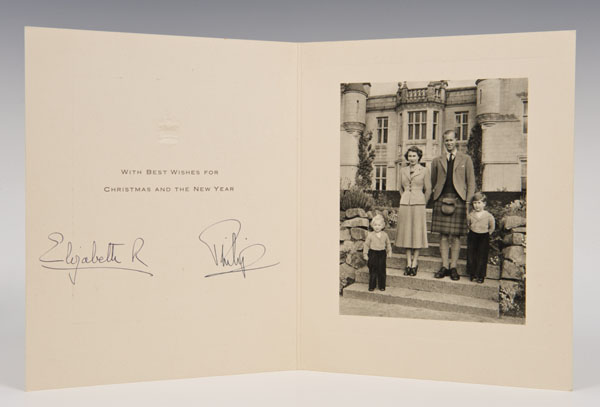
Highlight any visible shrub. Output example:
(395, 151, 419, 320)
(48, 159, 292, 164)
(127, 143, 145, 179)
(467, 123, 483, 191)
(487, 198, 526, 222)
(340, 187, 375, 211)
(486, 197, 527, 263)
(386, 209, 398, 228)
(499, 280, 526, 318)
(372, 191, 393, 208)
(355, 131, 376, 190)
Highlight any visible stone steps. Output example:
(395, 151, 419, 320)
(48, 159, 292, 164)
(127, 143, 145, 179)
(347, 208, 503, 319)
(425, 233, 467, 245)
(342, 208, 526, 320)
(343, 283, 499, 318)
(355, 267, 498, 301)
(386, 253, 500, 280)
(387, 230, 467, 245)
(392, 242, 467, 260)
(386, 230, 468, 245)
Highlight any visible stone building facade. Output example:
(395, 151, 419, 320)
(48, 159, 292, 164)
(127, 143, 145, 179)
(340, 79, 528, 193)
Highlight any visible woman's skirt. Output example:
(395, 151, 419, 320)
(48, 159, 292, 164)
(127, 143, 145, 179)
(395, 204, 428, 249)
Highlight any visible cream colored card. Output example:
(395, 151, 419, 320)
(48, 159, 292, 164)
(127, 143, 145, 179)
(26, 28, 574, 391)
(26, 27, 298, 390)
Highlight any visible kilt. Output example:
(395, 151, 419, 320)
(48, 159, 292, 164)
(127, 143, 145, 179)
(431, 193, 468, 236)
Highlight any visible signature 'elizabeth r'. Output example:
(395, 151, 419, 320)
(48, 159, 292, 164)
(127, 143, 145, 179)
(39, 232, 152, 285)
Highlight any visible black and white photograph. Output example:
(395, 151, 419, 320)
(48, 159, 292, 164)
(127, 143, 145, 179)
(339, 79, 527, 324)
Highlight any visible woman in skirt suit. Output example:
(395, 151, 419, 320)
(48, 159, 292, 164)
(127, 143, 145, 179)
(395, 146, 431, 276)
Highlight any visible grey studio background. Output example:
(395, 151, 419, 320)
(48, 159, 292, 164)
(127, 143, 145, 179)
(1, 1, 597, 406)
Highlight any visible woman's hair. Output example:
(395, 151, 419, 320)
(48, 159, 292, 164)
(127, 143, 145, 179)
(371, 214, 386, 228)
(472, 191, 487, 203)
(404, 145, 423, 161)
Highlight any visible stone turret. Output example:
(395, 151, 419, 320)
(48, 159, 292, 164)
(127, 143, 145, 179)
(340, 83, 370, 187)
(476, 79, 528, 192)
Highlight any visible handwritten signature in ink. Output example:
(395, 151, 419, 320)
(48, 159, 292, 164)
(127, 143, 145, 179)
(39, 232, 152, 285)
(198, 219, 279, 278)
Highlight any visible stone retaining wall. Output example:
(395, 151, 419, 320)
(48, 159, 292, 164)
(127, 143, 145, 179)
(499, 215, 527, 317)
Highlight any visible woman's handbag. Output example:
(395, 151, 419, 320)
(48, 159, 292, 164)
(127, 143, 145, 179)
(440, 196, 457, 215)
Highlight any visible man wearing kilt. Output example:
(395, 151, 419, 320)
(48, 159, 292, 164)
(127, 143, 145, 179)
(430, 130, 476, 281)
